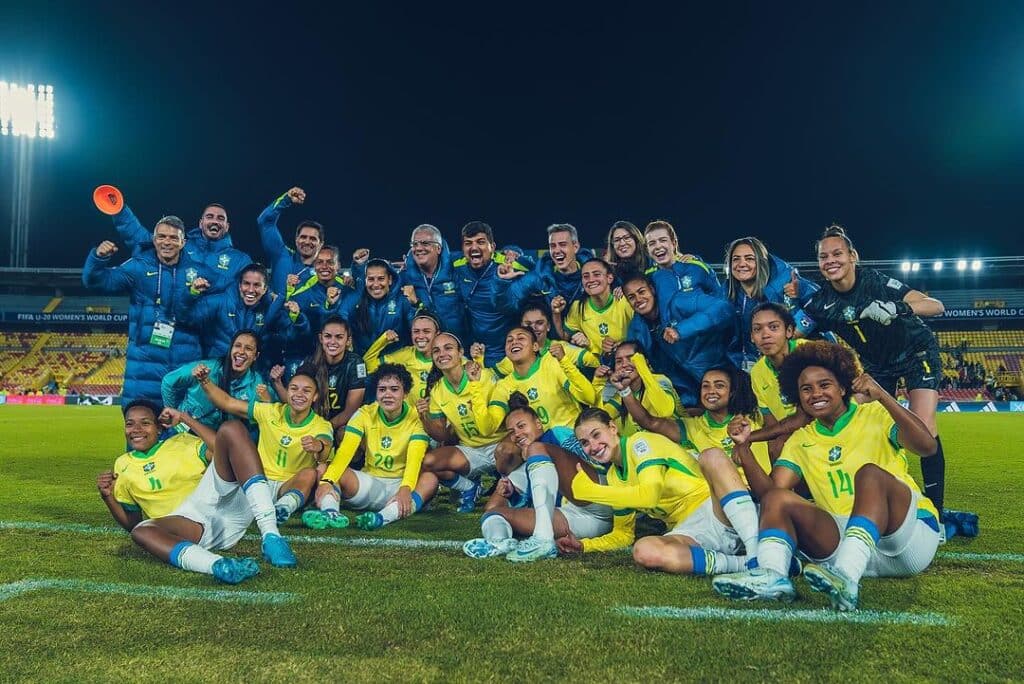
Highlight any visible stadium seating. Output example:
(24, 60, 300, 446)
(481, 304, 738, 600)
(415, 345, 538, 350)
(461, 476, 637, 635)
(0, 331, 126, 393)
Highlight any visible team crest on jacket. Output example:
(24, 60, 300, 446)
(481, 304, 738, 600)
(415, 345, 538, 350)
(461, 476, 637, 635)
(218, 253, 231, 270)
(280, 435, 293, 447)
(843, 306, 857, 322)
(185, 268, 198, 284)
(527, 388, 539, 401)
(442, 281, 456, 295)
(381, 436, 393, 449)
(679, 275, 693, 290)
(255, 313, 264, 326)
(143, 462, 156, 473)
(387, 300, 397, 314)
(828, 446, 842, 463)
(457, 403, 469, 417)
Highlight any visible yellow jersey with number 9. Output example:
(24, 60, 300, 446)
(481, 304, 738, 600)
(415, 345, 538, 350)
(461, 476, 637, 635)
(489, 354, 582, 429)
(249, 401, 334, 482)
(776, 400, 937, 518)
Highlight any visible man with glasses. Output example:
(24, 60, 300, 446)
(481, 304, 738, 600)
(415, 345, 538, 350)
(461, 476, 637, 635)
(400, 224, 466, 342)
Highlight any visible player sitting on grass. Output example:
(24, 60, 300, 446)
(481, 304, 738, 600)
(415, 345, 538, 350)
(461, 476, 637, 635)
(419, 332, 501, 513)
(194, 363, 332, 525)
(97, 400, 210, 531)
(303, 364, 439, 530)
(712, 341, 941, 610)
(566, 408, 754, 577)
(463, 392, 612, 562)
(128, 409, 306, 585)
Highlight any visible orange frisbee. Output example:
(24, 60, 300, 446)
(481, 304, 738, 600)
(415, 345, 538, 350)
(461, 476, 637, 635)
(93, 185, 124, 215)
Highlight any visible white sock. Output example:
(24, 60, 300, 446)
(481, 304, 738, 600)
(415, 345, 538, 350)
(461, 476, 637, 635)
(242, 475, 281, 538)
(442, 474, 476, 492)
(171, 541, 220, 576)
(320, 489, 341, 513)
(833, 516, 880, 583)
(379, 492, 423, 525)
(721, 491, 759, 557)
(756, 529, 795, 576)
(481, 513, 513, 542)
(527, 458, 557, 541)
(276, 489, 304, 518)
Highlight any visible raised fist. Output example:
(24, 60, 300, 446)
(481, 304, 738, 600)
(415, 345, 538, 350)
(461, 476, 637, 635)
(401, 285, 418, 305)
(353, 248, 370, 265)
(286, 273, 300, 288)
(326, 286, 341, 305)
(549, 342, 565, 361)
(284, 300, 300, 316)
(96, 241, 118, 258)
(269, 364, 285, 380)
(469, 343, 485, 360)
(287, 187, 306, 204)
(465, 360, 482, 381)
(190, 277, 210, 293)
(550, 295, 567, 315)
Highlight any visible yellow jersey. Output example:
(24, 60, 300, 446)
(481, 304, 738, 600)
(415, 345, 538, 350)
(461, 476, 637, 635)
(600, 372, 682, 437)
(777, 400, 938, 519)
(678, 411, 772, 484)
(493, 338, 598, 377)
(249, 401, 335, 482)
(113, 434, 208, 519)
(564, 295, 635, 355)
(427, 367, 501, 447)
(488, 352, 596, 431)
(750, 339, 807, 421)
(325, 401, 429, 489)
(571, 431, 710, 552)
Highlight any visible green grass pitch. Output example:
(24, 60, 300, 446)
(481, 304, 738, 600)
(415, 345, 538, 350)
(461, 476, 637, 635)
(1, 406, 1022, 682)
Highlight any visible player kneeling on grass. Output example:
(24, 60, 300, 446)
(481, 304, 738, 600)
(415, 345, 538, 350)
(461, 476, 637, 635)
(128, 407, 310, 584)
(567, 409, 756, 577)
(712, 341, 941, 610)
(97, 401, 210, 531)
(193, 363, 332, 525)
(304, 363, 439, 531)
(463, 392, 613, 562)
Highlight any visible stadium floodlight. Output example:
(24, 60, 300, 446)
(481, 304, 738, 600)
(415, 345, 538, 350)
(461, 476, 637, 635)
(0, 82, 56, 138)
(900, 261, 911, 273)
(971, 260, 982, 272)
(911, 262, 921, 272)
(956, 259, 968, 271)
(933, 260, 943, 271)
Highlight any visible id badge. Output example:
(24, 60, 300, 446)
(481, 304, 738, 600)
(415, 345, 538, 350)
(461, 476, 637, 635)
(150, 320, 176, 348)
(741, 358, 756, 373)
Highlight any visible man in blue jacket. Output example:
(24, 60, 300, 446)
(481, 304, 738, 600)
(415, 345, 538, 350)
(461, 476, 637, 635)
(175, 263, 308, 360)
(110, 199, 250, 294)
(494, 223, 593, 315)
(399, 224, 465, 341)
(82, 216, 208, 406)
(451, 221, 530, 367)
(257, 187, 325, 294)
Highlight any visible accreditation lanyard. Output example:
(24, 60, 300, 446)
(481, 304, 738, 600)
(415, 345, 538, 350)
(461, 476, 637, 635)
(466, 261, 496, 300)
(153, 262, 178, 318)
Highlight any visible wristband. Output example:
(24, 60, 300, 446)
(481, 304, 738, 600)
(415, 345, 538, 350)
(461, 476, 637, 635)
(618, 387, 633, 398)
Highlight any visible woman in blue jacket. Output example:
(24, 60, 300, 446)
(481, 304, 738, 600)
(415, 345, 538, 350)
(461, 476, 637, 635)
(161, 329, 276, 438)
(351, 258, 418, 356)
(723, 236, 819, 370)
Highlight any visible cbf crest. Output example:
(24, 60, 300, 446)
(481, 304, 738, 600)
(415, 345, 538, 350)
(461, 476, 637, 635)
(442, 281, 456, 295)
(381, 436, 393, 449)
(842, 306, 857, 322)
(217, 253, 231, 270)
(679, 275, 693, 290)
(185, 267, 198, 285)
(387, 301, 397, 315)
(527, 388, 539, 401)
(143, 462, 156, 473)
(457, 403, 469, 417)
(280, 435, 293, 447)
(598, 323, 609, 335)
(828, 446, 842, 463)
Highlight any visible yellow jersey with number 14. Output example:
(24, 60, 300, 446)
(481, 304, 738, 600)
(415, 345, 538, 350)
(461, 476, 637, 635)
(113, 433, 209, 519)
(777, 400, 938, 519)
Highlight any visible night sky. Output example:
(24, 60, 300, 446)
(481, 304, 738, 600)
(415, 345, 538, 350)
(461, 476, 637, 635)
(1, 1, 1022, 269)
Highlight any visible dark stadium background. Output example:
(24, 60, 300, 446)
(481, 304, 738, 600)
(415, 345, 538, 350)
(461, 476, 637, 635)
(2, 1, 1023, 267)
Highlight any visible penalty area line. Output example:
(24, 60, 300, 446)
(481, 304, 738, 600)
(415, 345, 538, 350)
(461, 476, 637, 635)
(0, 578, 295, 605)
(615, 605, 953, 627)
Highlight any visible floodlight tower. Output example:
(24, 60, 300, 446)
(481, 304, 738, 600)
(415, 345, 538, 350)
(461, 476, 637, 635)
(1, 81, 56, 267)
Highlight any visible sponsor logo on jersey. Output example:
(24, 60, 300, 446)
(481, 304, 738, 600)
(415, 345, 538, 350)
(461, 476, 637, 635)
(823, 301, 836, 310)
(143, 462, 156, 473)
(527, 388, 539, 401)
(828, 445, 842, 463)
(381, 436, 393, 449)
(146, 271, 159, 277)
(280, 435, 293, 447)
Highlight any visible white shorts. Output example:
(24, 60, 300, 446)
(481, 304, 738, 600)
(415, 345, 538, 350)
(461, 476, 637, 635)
(806, 487, 940, 578)
(665, 498, 743, 555)
(558, 499, 613, 539)
(346, 471, 403, 511)
(457, 443, 498, 480)
(166, 466, 253, 552)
